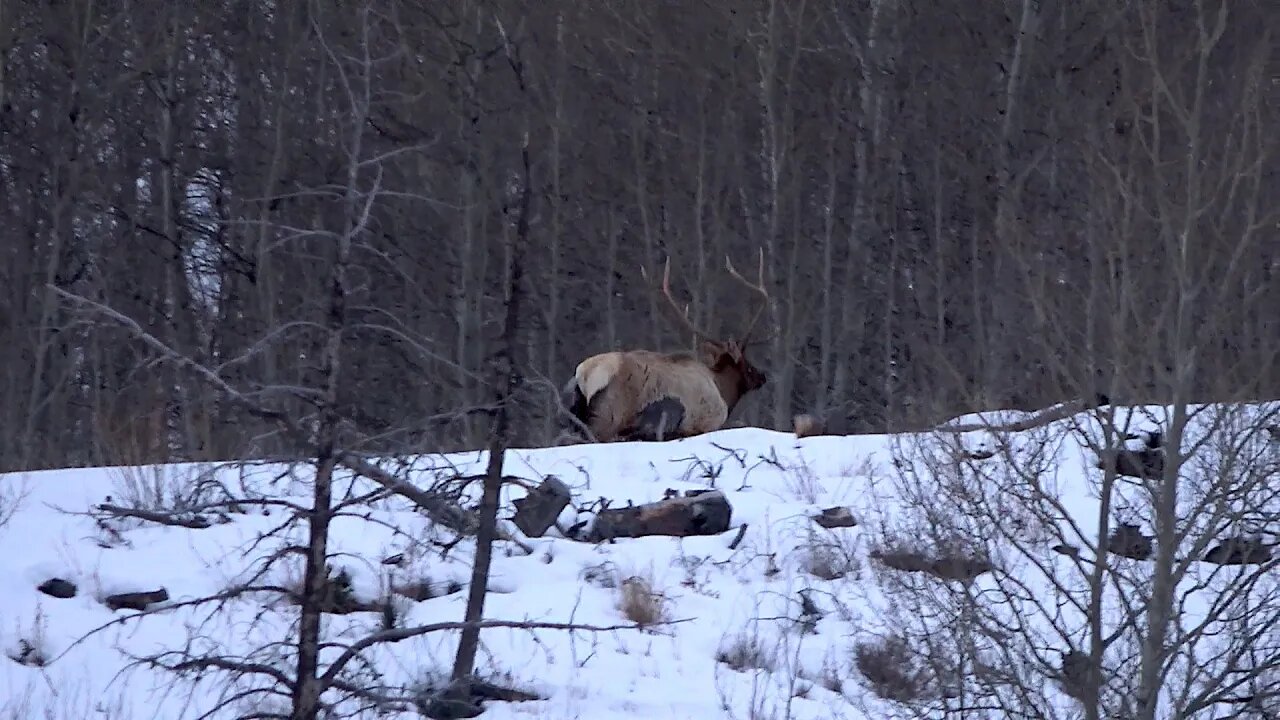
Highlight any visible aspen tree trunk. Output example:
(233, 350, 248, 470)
(931, 148, 947, 377)
(20, 0, 94, 470)
(882, 216, 900, 429)
(288, 5, 388, 713)
(452, 139, 530, 681)
(251, 5, 305, 419)
(631, 105, 662, 349)
(693, 84, 711, 333)
(775, 0, 809, 428)
(831, 0, 886, 412)
(604, 210, 618, 350)
(454, 6, 485, 443)
(814, 89, 844, 417)
(1082, 417, 1121, 720)
(988, 0, 1039, 396)
(154, 10, 188, 463)
(541, 11, 567, 438)
(759, 0, 784, 428)
(753, 0, 805, 429)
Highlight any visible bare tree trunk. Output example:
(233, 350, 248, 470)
(251, 4, 305, 424)
(693, 83, 711, 333)
(20, 1, 93, 469)
(755, 0, 788, 429)
(814, 87, 844, 417)
(541, 10, 566, 438)
(988, 0, 1039, 397)
(448, 6, 487, 446)
(604, 209, 618, 350)
(831, 0, 886, 413)
(289, 7, 370, 714)
(154, 11, 187, 463)
(290, 146, 354, 720)
(1135, 407, 1183, 720)
(451, 28, 533, 693)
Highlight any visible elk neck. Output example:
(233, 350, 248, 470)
(709, 364, 750, 413)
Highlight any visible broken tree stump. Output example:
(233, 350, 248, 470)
(793, 412, 853, 439)
(510, 476, 572, 538)
(583, 489, 732, 542)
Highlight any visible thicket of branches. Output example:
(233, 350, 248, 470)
(1, 0, 1275, 472)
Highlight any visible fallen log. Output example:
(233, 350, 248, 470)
(104, 587, 170, 611)
(934, 395, 1110, 434)
(796, 394, 1112, 438)
(578, 489, 733, 542)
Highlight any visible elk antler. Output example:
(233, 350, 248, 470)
(641, 256, 722, 346)
(724, 247, 771, 345)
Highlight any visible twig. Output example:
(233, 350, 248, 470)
(320, 616, 693, 686)
(96, 503, 215, 529)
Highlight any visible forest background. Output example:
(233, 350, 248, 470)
(0, 0, 1274, 473)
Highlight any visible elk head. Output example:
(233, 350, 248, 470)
(645, 248, 772, 413)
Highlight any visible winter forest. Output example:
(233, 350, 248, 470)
(0, 0, 1275, 469)
(1, 2, 1280, 719)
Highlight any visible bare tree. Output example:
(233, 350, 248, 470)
(848, 3, 1279, 718)
(444, 13, 536, 712)
(48, 6, 495, 717)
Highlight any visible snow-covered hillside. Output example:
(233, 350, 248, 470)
(1, 401, 1277, 719)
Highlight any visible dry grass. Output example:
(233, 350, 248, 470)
(96, 400, 215, 514)
(800, 538, 858, 581)
(853, 634, 931, 703)
(4, 605, 49, 668)
(783, 459, 824, 504)
(0, 673, 135, 719)
(617, 574, 668, 628)
(0, 476, 27, 532)
(716, 630, 779, 673)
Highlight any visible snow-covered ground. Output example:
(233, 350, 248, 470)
(0, 401, 1276, 719)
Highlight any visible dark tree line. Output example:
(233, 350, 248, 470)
(1, 0, 1274, 472)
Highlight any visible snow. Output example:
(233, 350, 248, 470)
(0, 401, 1277, 719)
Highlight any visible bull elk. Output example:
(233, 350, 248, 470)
(563, 251, 771, 442)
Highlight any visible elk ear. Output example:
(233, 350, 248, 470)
(699, 340, 727, 365)
(724, 340, 744, 362)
